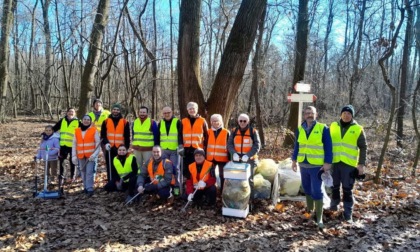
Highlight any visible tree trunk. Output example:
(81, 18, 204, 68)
(206, 0, 267, 123)
(177, 0, 204, 118)
(284, 0, 310, 147)
(78, 0, 110, 117)
(41, 0, 53, 119)
(376, 7, 405, 184)
(0, 0, 17, 122)
(396, 0, 414, 148)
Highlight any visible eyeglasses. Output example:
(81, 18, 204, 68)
(239, 120, 247, 123)
(163, 112, 171, 114)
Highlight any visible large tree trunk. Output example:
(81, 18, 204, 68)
(396, 0, 414, 147)
(284, 0, 310, 147)
(78, 0, 110, 117)
(206, 0, 267, 123)
(41, 0, 53, 119)
(0, 0, 17, 123)
(177, 0, 204, 118)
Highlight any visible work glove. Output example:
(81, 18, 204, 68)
(187, 193, 194, 202)
(233, 153, 240, 162)
(72, 157, 78, 165)
(105, 143, 111, 151)
(177, 145, 185, 156)
(198, 180, 206, 189)
(88, 156, 96, 162)
(137, 186, 144, 194)
(242, 155, 249, 162)
(145, 183, 158, 192)
(116, 179, 123, 190)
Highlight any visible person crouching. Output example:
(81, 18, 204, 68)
(186, 148, 216, 207)
(104, 145, 138, 203)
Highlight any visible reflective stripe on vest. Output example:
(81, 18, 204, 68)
(106, 118, 127, 147)
(233, 128, 253, 154)
(113, 155, 134, 182)
(75, 127, 97, 158)
(330, 122, 362, 167)
(89, 110, 110, 133)
(60, 119, 79, 147)
(147, 158, 175, 185)
(297, 123, 326, 165)
(207, 129, 229, 162)
(132, 118, 154, 147)
(182, 117, 206, 148)
(159, 118, 179, 150)
(189, 160, 213, 186)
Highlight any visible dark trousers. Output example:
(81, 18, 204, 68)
(59, 145, 75, 178)
(212, 161, 227, 192)
(193, 185, 217, 205)
(104, 173, 137, 196)
(183, 147, 196, 179)
(104, 147, 119, 181)
(331, 162, 356, 216)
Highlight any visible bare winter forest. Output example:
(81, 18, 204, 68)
(0, 0, 420, 251)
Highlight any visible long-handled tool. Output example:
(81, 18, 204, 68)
(34, 145, 62, 199)
(108, 148, 112, 181)
(124, 178, 158, 206)
(178, 152, 184, 196)
(181, 170, 211, 213)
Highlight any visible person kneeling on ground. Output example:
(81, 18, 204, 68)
(104, 145, 138, 203)
(186, 148, 216, 207)
(137, 145, 175, 204)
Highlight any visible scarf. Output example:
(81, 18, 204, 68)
(42, 133, 53, 141)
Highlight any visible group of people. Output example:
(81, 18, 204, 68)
(34, 100, 366, 228)
(292, 105, 367, 229)
(35, 100, 261, 209)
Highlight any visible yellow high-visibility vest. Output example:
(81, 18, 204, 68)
(297, 123, 326, 165)
(330, 122, 362, 167)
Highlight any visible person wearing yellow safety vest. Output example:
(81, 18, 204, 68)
(206, 114, 230, 192)
(181, 102, 208, 179)
(52, 108, 81, 188)
(101, 103, 130, 182)
(137, 145, 175, 205)
(104, 145, 138, 204)
(130, 106, 159, 169)
(291, 106, 332, 230)
(329, 105, 367, 223)
(71, 115, 100, 197)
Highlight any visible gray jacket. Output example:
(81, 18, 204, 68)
(227, 126, 261, 158)
(137, 157, 173, 189)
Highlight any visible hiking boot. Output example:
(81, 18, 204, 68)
(148, 194, 158, 203)
(343, 213, 353, 223)
(329, 205, 338, 211)
(167, 194, 174, 205)
(87, 191, 94, 197)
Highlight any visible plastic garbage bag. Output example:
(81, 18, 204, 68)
(278, 158, 301, 196)
(253, 174, 271, 199)
(322, 182, 331, 209)
(222, 179, 250, 210)
(255, 159, 278, 183)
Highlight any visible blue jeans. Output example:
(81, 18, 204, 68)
(300, 166, 323, 200)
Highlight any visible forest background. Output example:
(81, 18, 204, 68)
(0, 0, 419, 251)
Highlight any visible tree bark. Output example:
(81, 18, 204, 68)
(40, 0, 53, 119)
(0, 0, 17, 122)
(78, 0, 110, 117)
(284, 0, 310, 147)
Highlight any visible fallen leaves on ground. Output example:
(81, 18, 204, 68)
(0, 117, 419, 251)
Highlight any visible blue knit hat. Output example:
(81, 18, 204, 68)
(341, 105, 354, 117)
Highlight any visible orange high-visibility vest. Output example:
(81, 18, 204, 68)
(147, 159, 175, 185)
(206, 129, 229, 162)
(189, 160, 213, 186)
(182, 117, 206, 148)
(233, 128, 253, 154)
(105, 118, 127, 147)
(75, 127, 97, 158)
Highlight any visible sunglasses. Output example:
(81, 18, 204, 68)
(239, 120, 247, 123)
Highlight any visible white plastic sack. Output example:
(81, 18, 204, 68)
(222, 179, 250, 210)
(253, 174, 271, 199)
(255, 159, 278, 183)
(322, 183, 331, 209)
(278, 158, 301, 196)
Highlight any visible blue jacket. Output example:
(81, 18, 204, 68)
(35, 133, 60, 160)
(292, 121, 333, 164)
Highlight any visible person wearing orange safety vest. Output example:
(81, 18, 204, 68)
(137, 145, 175, 204)
(52, 107, 81, 188)
(101, 103, 130, 181)
(206, 114, 230, 192)
(329, 105, 367, 223)
(130, 106, 159, 168)
(181, 102, 208, 179)
(72, 115, 100, 197)
(186, 148, 216, 207)
(104, 145, 139, 204)
(227, 113, 261, 168)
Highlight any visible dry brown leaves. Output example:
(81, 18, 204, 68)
(0, 117, 419, 251)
